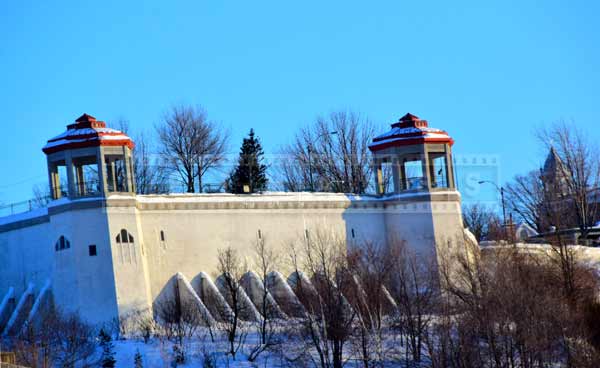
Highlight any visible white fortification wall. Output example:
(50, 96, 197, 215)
(0, 191, 463, 326)
(0, 201, 120, 326)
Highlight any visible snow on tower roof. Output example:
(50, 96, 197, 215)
(369, 113, 453, 151)
(42, 113, 134, 154)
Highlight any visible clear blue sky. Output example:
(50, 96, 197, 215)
(1, 0, 599, 205)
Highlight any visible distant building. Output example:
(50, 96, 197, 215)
(523, 147, 600, 244)
(0, 113, 467, 331)
(541, 146, 571, 198)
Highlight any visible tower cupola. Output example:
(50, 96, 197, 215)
(369, 113, 455, 195)
(43, 114, 134, 154)
(43, 114, 136, 199)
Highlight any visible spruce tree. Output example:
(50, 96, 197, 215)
(227, 129, 268, 193)
(99, 328, 117, 368)
(134, 349, 143, 368)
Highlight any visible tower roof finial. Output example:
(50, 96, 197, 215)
(399, 113, 420, 122)
(75, 113, 96, 123)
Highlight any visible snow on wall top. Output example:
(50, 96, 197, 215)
(1, 190, 456, 229)
(0, 206, 48, 226)
(42, 113, 134, 154)
(124, 191, 371, 203)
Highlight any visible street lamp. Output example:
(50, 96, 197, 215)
(308, 131, 338, 192)
(478, 180, 508, 240)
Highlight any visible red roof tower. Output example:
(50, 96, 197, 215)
(42, 113, 134, 155)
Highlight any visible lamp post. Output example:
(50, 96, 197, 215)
(479, 180, 508, 240)
(308, 131, 337, 192)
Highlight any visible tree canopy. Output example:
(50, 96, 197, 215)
(227, 129, 268, 193)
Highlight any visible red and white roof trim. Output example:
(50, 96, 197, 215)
(368, 113, 453, 152)
(42, 114, 134, 154)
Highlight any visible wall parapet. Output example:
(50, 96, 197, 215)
(0, 190, 461, 233)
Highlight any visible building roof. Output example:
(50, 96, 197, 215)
(368, 113, 453, 152)
(42, 114, 134, 154)
(543, 146, 564, 174)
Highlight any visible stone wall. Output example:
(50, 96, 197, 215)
(0, 191, 464, 326)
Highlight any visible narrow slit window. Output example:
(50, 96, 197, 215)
(257, 229, 262, 239)
(351, 228, 355, 238)
(160, 230, 165, 242)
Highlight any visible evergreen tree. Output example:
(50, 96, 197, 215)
(227, 129, 268, 193)
(99, 328, 116, 368)
(134, 349, 143, 368)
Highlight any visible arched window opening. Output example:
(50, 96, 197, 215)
(116, 229, 134, 244)
(115, 229, 137, 265)
(55, 236, 71, 251)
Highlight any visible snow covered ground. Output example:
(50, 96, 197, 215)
(113, 338, 258, 368)
(112, 331, 304, 368)
(110, 326, 404, 368)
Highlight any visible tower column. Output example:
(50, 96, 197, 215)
(65, 152, 76, 198)
(47, 158, 61, 199)
(97, 148, 108, 196)
(76, 164, 85, 196)
(375, 158, 384, 195)
(391, 157, 402, 194)
(445, 146, 455, 189)
(421, 145, 432, 190)
(123, 146, 135, 193)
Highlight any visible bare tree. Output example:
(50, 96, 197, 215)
(52, 314, 97, 368)
(215, 246, 248, 360)
(284, 231, 356, 368)
(115, 118, 169, 194)
(462, 203, 504, 242)
(247, 236, 281, 361)
(435, 239, 600, 368)
(31, 183, 52, 208)
(386, 241, 438, 364)
(278, 111, 376, 193)
(504, 160, 586, 303)
(537, 121, 600, 242)
(505, 124, 597, 300)
(133, 131, 169, 194)
(14, 307, 96, 368)
(14, 307, 56, 368)
(346, 241, 397, 368)
(155, 289, 205, 364)
(156, 105, 229, 193)
(505, 170, 547, 232)
(126, 310, 156, 344)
